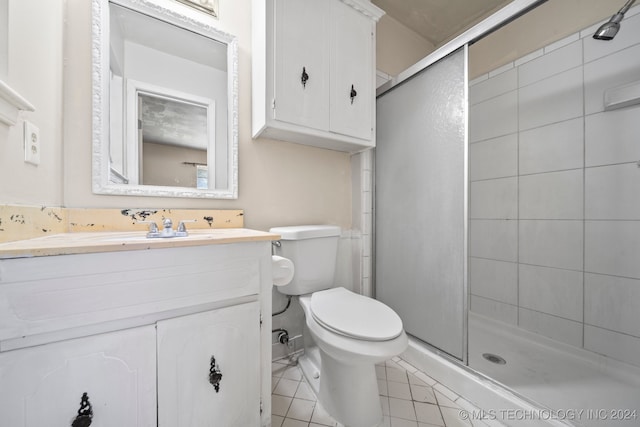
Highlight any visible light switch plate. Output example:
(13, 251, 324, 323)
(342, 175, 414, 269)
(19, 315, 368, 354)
(24, 121, 40, 165)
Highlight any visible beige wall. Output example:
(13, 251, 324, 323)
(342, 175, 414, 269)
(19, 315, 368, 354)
(469, 0, 616, 78)
(0, 0, 64, 206)
(376, 14, 435, 77)
(0, 0, 350, 232)
(61, 0, 351, 232)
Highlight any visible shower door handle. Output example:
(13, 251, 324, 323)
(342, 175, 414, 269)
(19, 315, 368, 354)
(350, 84, 357, 104)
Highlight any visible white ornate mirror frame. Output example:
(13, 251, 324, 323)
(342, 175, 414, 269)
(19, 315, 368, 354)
(92, 0, 238, 199)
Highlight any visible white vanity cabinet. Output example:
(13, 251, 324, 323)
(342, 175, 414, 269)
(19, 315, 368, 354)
(0, 234, 275, 427)
(157, 302, 261, 426)
(0, 326, 157, 426)
(252, 0, 384, 153)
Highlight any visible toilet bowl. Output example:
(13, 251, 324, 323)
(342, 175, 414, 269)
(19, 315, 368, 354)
(298, 288, 407, 427)
(269, 225, 408, 427)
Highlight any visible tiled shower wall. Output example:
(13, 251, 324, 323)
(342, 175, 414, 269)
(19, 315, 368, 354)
(469, 7, 640, 368)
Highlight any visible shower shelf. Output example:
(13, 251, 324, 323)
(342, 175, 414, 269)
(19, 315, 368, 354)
(604, 79, 640, 111)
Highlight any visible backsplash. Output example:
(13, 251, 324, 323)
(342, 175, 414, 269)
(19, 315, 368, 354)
(0, 205, 244, 243)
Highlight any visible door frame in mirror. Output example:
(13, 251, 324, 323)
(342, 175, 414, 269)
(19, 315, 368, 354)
(92, 0, 238, 199)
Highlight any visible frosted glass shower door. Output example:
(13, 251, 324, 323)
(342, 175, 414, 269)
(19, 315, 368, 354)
(375, 48, 467, 360)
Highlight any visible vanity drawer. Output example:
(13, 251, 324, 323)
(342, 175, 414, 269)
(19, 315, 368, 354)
(0, 241, 270, 343)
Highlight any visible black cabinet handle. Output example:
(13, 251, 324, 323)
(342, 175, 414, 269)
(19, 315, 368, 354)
(209, 356, 223, 393)
(350, 84, 357, 104)
(71, 392, 93, 427)
(301, 67, 309, 88)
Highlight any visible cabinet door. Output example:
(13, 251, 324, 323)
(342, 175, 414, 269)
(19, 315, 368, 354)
(273, 0, 329, 131)
(0, 326, 157, 427)
(157, 302, 261, 427)
(330, 0, 373, 140)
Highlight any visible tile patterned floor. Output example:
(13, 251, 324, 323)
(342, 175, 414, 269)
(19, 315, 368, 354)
(271, 356, 502, 427)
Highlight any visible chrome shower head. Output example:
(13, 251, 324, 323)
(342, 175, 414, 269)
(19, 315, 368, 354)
(593, 0, 637, 40)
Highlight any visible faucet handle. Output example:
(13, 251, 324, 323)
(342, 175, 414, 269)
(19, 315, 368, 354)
(139, 221, 160, 237)
(176, 219, 196, 237)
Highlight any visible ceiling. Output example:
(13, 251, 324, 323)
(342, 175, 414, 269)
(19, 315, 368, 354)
(371, 0, 514, 47)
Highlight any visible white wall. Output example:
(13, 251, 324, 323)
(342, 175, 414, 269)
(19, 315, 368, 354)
(469, 6, 640, 368)
(0, 0, 64, 206)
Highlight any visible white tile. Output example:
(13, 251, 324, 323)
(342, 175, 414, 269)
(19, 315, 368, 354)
(469, 73, 488, 86)
(584, 43, 640, 114)
(390, 417, 418, 427)
(470, 177, 518, 219)
(273, 378, 300, 397)
(380, 396, 390, 416)
(387, 381, 412, 400)
(294, 380, 316, 401)
(518, 307, 583, 347)
(272, 361, 289, 377)
(519, 40, 582, 87)
(271, 415, 285, 427)
(514, 48, 543, 67)
(585, 105, 640, 167)
(470, 220, 518, 262)
(272, 395, 293, 417)
(282, 418, 309, 427)
(440, 406, 473, 427)
(396, 360, 418, 373)
(414, 402, 444, 425)
(584, 11, 640, 63)
(469, 134, 518, 181)
(286, 398, 315, 422)
(386, 366, 409, 383)
(469, 257, 517, 305)
(282, 365, 303, 381)
(470, 91, 518, 142)
(470, 295, 517, 325)
(585, 220, 640, 279)
(519, 118, 584, 175)
(411, 371, 437, 387)
(585, 273, 640, 338)
(489, 62, 514, 78)
(388, 397, 417, 421)
(433, 384, 459, 404)
(409, 384, 437, 404)
(469, 68, 517, 105)
(519, 220, 583, 270)
(519, 264, 583, 322)
(586, 163, 640, 220)
(272, 376, 280, 392)
(585, 325, 640, 368)
(378, 379, 389, 396)
(377, 416, 392, 427)
(519, 169, 583, 219)
(544, 33, 580, 54)
(519, 67, 583, 131)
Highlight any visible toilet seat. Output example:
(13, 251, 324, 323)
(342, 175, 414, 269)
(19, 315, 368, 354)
(310, 287, 403, 341)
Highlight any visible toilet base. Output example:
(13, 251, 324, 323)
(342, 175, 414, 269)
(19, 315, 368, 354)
(299, 346, 383, 427)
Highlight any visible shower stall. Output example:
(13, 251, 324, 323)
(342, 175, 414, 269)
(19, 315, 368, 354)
(375, 1, 640, 425)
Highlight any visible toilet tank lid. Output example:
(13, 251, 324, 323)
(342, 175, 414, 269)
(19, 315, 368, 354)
(269, 225, 341, 240)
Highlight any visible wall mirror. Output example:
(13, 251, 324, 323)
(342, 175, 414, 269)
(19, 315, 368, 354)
(92, 0, 238, 198)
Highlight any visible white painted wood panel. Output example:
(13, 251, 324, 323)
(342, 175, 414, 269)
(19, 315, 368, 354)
(0, 242, 265, 342)
(157, 302, 261, 426)
(0, 325, 156, 426)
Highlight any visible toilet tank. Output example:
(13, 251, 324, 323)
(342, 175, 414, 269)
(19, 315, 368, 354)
(269, 225, 341, 295)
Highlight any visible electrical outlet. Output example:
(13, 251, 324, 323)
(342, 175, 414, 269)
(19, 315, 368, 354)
(24, 121, 40, 166)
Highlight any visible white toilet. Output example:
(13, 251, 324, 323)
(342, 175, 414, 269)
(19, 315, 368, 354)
(270, 225, 408, 427)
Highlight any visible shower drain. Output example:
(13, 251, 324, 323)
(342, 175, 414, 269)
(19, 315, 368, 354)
(482, 353, 507, 365)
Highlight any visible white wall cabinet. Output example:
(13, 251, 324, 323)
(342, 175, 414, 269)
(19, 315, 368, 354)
(0, 240, 273, 426)
(252, 0, 384, 153)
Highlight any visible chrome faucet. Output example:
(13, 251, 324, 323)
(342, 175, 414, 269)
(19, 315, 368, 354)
(141, 218, 194, 238)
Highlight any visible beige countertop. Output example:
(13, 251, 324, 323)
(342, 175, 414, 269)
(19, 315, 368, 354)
(0, 228, 280, 259)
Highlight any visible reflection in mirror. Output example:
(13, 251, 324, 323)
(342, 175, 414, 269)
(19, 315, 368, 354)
(92, 0, 238, 198)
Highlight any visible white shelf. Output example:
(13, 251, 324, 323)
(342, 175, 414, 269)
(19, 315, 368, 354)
(0, 79, 34, 126)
